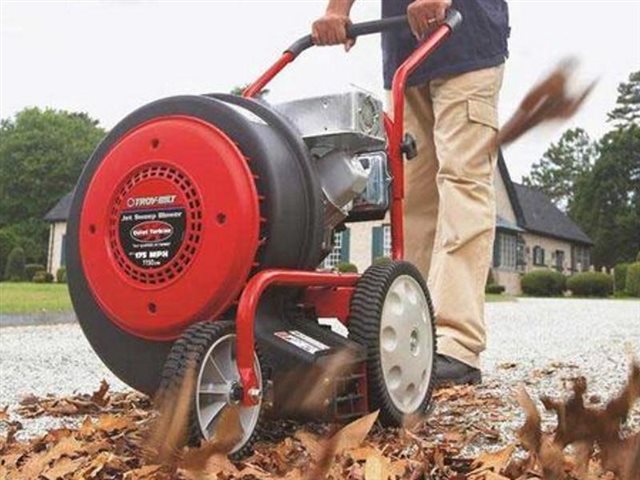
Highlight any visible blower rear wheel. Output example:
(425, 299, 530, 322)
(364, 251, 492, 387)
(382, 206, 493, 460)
(348, 261, 436, 426)
(160, 321, 266, 459)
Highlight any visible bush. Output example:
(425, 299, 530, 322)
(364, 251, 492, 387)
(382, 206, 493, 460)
(521, 269, 566, 297)
(625, 262, 640, 297)
(336, 262, 358, 273)
(486, 283, 506, 294)
(25, 263, 46, 281)
(56, 267, 67, 283)
(614, 263, 630, 292)
(4, 247, 27, 282)
(567, 272, 613, 297)
(372, 256, 393, 266)
(32, 270, 54, 283)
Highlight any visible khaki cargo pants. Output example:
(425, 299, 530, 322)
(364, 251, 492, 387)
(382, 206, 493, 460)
(392, 64, 504, 369)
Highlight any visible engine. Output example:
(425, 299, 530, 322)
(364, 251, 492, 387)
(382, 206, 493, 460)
(275, 91, 390, 236)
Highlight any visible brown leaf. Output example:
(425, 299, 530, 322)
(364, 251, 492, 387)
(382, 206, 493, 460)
(515, 386, 564, 480)
(294, 430, 325, 459)
(90, 380, 110, 407)
(515, 385, 542, 452)
(364, 453, 388, 480)
(179, 405, 243, 472)
(332, 410, 379, 455)
(0, 406, 9, 423)
(147, 358, 196, 466)
(497, 58, 596, 147)
(471, 445, 515, 475)
(42, 456, 87, 480)
(123, 464, 168, 479)
(96, 414, 131, 433)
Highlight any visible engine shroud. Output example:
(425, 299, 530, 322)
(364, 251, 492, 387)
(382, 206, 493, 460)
(79, 116, 260, 340)
(67, 95, 324, 393)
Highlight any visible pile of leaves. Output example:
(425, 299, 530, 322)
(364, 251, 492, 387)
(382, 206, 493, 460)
(0, 364, 638, 479)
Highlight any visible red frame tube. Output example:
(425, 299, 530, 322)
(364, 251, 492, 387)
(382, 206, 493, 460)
(237, 23, 455, 404)
(236, 270, 359, 405)
(243, 52, 294, 98)
(388, 26, 453, 259)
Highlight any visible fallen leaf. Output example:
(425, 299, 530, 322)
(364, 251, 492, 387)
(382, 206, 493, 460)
(332, 410, 379, 455)
(471, 445, 516, 475)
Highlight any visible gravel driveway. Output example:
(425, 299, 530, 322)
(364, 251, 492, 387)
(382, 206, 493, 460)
(1, 297, 638, 440)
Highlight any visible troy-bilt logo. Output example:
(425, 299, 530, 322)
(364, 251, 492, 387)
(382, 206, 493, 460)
(126, 195, 177, 208)
(130, 221, 174, 243)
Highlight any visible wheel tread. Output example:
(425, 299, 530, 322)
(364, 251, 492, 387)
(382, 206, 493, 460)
(347, 261, 437, 426)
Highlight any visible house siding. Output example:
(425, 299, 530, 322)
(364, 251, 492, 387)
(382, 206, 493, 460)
(494, 169, 517, 225)
(521, 232, 573, 274)
(48, 222, 67, 274)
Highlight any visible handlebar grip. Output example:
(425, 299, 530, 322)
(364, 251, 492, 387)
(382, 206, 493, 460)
(286, 9, 462, 58)
(444, 9, 463, 32)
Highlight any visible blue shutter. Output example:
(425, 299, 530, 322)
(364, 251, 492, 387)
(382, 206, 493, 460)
(372, 226, 383, 262)
(340, 229, 350, 263)
(541, 248, 545, 266)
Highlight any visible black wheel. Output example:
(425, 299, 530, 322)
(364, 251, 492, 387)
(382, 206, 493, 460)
(159, 321, 266, 459)
(348, 261, 436, 426)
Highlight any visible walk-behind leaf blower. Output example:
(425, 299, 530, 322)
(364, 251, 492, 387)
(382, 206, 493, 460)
(67, 10, 462, 456)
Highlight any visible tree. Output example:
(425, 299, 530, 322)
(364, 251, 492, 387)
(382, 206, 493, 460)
(572, 124, 640, 267)
(0, 108, 105, 267)
(0, 229, 18, 280)
(230, 85, 270, 97)
(522, 128, 597, 211)
(608, 70, 640, 127)
(4, 247, 27, 282)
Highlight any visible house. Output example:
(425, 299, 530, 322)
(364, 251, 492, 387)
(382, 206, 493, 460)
(326, 152, 593, 294)
(44, 153, 593, 293)
(44, 192, 72, 275)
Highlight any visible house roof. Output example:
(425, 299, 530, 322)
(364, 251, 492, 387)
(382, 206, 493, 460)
(511, 183, 593, 245)
(44, 192, 73, 222)
(496, 215, 525, 232)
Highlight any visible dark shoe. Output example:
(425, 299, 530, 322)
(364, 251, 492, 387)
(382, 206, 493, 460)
(435, 354, 482, 386)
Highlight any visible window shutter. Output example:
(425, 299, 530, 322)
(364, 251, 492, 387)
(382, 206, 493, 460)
(340, 229, 350, 263)
(493, 233, 501, 267)
(541, 248, 545, 266)
(372, 226, 383, 262)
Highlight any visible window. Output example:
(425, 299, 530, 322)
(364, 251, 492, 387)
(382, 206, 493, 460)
(382, 225, 391, 258)
(493, 232, 517, 270)
(321, 229, 350, 269)
(372, 224, 391, 261)
(573, 245, 591, 272)
(554, 250, 565, 272)
(516, 235, 526, 270)
(532, 246, 545, 266)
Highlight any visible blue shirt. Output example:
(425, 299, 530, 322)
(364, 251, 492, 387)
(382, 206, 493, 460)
(382, 0, 510, 89)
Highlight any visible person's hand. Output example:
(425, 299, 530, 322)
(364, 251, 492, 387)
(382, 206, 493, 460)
(312, 12, 356, 51)
(407, 0, 452, 40)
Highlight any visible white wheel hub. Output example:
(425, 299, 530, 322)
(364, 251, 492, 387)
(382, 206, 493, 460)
(195, 333, 262, 453)
(380, 275, 433, 414)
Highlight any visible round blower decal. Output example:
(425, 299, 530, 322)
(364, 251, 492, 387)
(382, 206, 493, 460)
(108, 164, 203, 285)
(120, 201, 183, 269)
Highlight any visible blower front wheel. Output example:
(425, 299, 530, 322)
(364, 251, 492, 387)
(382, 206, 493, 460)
(348, 261, 436, 425)
(160, 321, 266, 459)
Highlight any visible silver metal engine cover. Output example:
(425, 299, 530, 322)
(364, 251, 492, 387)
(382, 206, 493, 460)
(275, 91, 385, 152)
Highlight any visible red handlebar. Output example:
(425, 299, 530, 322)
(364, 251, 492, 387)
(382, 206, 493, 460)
(242, 10, 462, 98)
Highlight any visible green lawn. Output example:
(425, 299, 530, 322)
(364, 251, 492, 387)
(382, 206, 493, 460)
(485, 293, 517, 302)
(0, 282, 72, 315)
